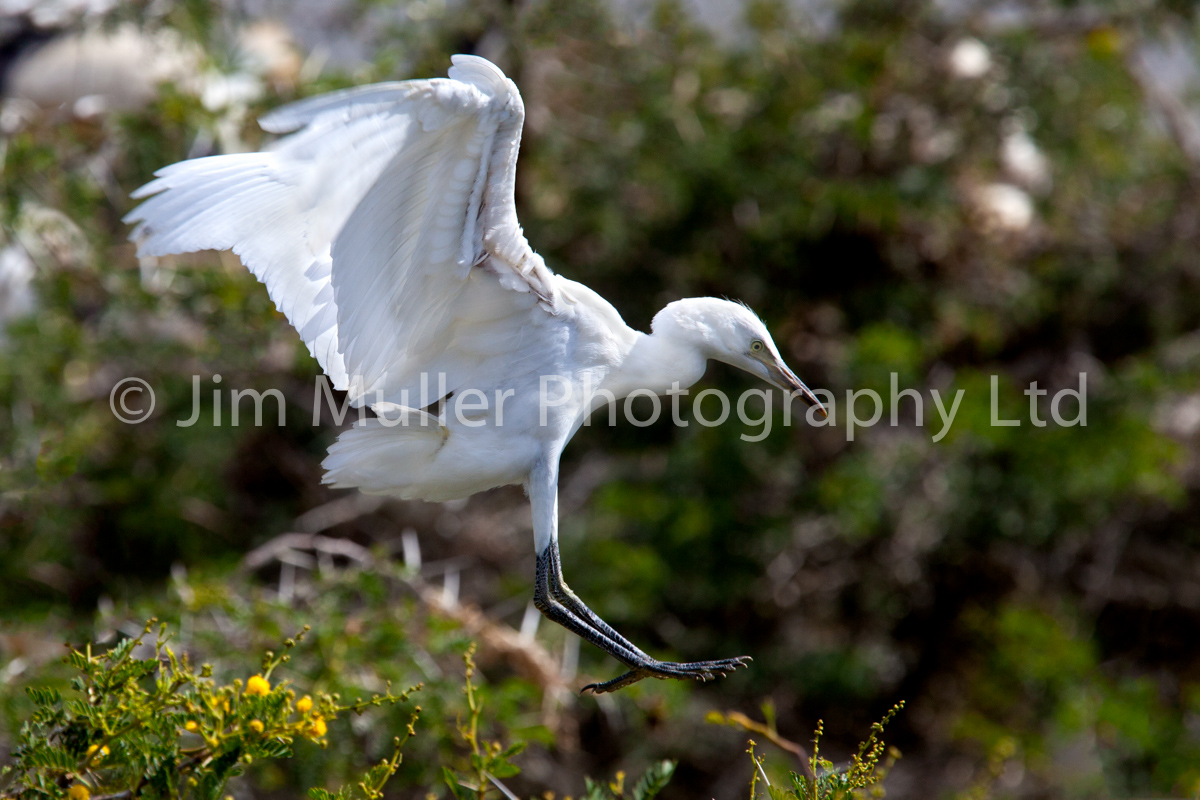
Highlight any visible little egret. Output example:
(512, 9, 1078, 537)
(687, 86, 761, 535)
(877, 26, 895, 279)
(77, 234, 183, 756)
(126, 55, 825, 693)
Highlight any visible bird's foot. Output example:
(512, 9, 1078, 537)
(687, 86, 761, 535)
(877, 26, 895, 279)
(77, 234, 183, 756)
(580, 655, 751, 694)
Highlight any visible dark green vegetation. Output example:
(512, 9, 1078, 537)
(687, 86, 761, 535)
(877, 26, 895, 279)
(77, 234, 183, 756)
(0, 615, 675, 800)
(2, 0, 1199, 797)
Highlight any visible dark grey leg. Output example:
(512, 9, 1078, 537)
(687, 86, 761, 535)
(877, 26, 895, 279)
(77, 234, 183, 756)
(533, 549, 652, 668)
(534, 541, 751, 694)
(541, 538, 658, 662)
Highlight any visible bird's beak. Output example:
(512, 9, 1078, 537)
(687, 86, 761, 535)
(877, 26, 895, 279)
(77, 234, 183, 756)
(767, 361, 827, 418)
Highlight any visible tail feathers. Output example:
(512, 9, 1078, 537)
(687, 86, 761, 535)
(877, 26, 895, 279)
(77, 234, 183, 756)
(321, 414, 446, 497)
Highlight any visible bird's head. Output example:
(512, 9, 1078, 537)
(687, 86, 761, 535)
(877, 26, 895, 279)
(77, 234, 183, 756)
(652, 298, 827, 416)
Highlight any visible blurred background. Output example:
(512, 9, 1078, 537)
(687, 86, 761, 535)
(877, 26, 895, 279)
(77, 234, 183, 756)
(2, 0, 1200, 797)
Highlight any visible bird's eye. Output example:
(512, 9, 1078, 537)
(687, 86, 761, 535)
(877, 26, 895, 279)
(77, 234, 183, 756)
(750, 340, 764, 353)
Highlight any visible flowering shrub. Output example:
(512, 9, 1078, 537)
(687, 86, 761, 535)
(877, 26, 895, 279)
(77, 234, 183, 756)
(437, 644, 676, 800)
(3, 0, 1200, 793)
(711, 703, 902, 800)
(0, 621, 687, 800)
(440, 645, 525, 800)
(578, 764, 676, 800)
(0, 621, 417, 800)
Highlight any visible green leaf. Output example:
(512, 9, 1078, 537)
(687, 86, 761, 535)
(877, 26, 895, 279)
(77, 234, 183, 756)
(630, 761, 675, 800)
(582, 776, 611, 800)
(254, 740, 293, 760)
(107, 637, 137, 665)
(441, 766, 472, 800)
(499, 741, 527, 760)
(24, 687, 61, 707)
(22, 745, 77, 772)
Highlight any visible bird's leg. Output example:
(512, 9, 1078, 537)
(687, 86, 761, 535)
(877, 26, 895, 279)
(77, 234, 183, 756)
(540, 538, 657, 662)
(535, 540, 752, 694)
(532, 547, 653, 668)
(527, 458, 749, 693)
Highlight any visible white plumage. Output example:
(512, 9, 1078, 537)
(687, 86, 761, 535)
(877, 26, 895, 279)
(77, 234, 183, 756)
(126, 55, 824, 693)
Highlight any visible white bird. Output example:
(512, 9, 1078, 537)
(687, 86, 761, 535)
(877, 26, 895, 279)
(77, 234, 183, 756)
(125, 55, 825, 693)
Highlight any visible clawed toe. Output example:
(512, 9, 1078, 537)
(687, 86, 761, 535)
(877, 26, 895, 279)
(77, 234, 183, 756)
(580, 655, 752, 694)
(538, 541, 753, 696)
(650, 656, 751, 681)
(581, 669, 652, 694)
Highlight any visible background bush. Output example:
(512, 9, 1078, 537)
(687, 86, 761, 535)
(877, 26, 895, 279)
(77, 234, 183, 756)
(2, 0, 1200, 797)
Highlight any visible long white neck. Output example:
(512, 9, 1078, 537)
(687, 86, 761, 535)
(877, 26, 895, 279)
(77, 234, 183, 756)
(605, 331, 708, 398)
(602, 298, 721, 399)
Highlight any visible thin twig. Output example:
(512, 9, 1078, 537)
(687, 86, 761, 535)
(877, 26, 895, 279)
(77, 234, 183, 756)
(720, 711, 817, 782)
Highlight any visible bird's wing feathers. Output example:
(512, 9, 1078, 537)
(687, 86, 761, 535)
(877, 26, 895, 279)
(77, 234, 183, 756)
(125, 55, 555, 401)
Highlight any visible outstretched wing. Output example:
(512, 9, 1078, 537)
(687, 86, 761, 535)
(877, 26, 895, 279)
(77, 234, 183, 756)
(125, 55, 556, 403)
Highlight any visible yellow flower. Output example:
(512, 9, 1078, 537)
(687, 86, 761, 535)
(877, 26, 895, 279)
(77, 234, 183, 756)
(68, 785, 90, 800)
(295, 695, 313, 714)
(308, 715, 327, 738)
(244, 675, 270, 697)
(84, 744, 108, 762)
(249, 720, 264, 734)
(184, 721, 199, 732)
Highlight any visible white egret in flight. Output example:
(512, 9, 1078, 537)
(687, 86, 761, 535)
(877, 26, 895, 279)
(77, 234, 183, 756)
(126, 55, 825, 693)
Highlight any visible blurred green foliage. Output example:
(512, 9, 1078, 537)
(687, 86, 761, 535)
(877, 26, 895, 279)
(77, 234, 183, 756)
(3, 0, 1200, 796)
(1, 620, 417, 800)
(0, 609, 678, 800)
(0, 554, 686, 798)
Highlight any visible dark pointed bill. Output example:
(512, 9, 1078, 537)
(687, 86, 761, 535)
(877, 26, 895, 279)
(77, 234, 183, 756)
(768, 362, 827, 418)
